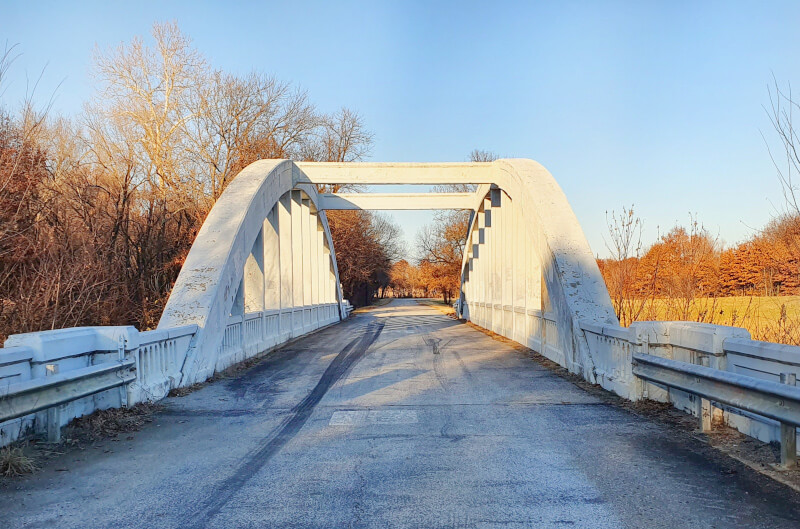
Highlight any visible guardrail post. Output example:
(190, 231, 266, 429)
(699, 356, 713, 433)
(780, 372, 797, 468)
(45, 364, 61, 443)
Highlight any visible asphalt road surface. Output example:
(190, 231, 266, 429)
(2, 299, 800, 528)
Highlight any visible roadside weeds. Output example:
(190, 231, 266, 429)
(0, 445, 38, 477)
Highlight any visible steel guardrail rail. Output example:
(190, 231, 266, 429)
(0, 359, 136, 423)
(632, 353, 800, 428)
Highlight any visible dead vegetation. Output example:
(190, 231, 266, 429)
(0, 23, 375, 343)
(0, 445, 38, 477)
(600, 206, 800, 345)
(64, 402, 162, 442)
(0, 402, 163, 480)
(168, 383, 205, 397)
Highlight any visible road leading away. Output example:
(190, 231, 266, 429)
(2, 299, 800, 528)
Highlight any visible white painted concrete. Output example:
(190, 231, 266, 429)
(1, 326, 139, 444)
(319, 192, 476, 210)
(158, 161, 345, 385)
(632, 320, 800, 448)
(298, 160, 618, 388)
(296, 161, 497, 184)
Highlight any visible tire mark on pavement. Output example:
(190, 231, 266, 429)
(449, 346, 476, 383)
(184, 320, 385, 529)
(431, 344, 450, 391)
(420, 329, 458, 441)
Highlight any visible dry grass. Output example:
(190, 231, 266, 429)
(626, 295, 800, 345)
(168, 383, 205, 397)
(0, 446, 38, 477)
(642, 295, 800, 322)
(1, 403, 162, 479)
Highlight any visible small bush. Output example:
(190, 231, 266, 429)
(0, 446, 38, 477)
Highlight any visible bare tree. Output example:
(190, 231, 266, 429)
(93, 21, 208, 195)
(189, 72, 318, 199)
(0, 21, 382, 339)
(0, 42, 21, 99)
(766, 78, 800, 216)
(469, 148, 498, 163)
(327, 210, 401, 305)
(302, 107, 373, 163)
(601, 206, 652, 326)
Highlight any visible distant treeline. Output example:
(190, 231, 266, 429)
(598, 208, 800, 344)
(599, 213, 800, 302)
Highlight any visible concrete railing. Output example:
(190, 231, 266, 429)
(633, 352, 800, 466)
(0, 327, 139, 446)
(0, 301, 347, 447)
(217, 303, 341, 370)
(128, 325, 198, 403)
(585, 320, 800, 465)
(343, 300, 354, 316)
(580, 320, 800, 464)
(579, 321, 639, 399)
(467, 302, 565, 366)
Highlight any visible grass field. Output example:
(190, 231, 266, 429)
(643, 295, 800, 322)
(628, 295, 800, 345)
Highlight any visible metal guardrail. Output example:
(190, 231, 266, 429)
(0, 359, 135, 440)
(1, 303, 348, 447)
(633, 353, 799, 467)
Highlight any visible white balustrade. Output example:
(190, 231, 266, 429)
(213, 303, 341, 374)
(130, 325, 197, 403)
(579, 322, 638, 399)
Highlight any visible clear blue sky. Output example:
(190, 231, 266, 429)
(2, 0, 799, 258)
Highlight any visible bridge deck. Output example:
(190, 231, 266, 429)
(2, 299, 799, 528)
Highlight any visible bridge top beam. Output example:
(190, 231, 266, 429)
(319, 192, 475, 210)
(295, 162, 496, 185)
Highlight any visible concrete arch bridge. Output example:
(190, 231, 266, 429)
(2, 159, 800, 528)
(158, 158, 617, 390)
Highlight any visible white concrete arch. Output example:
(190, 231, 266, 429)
(457, 159, 618, 382)
(298, 159, 618, 384)
(161, 158, 617, 387)
(159, 160, 345, 384)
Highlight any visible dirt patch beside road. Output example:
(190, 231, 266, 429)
(415, 298, 456, 317)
